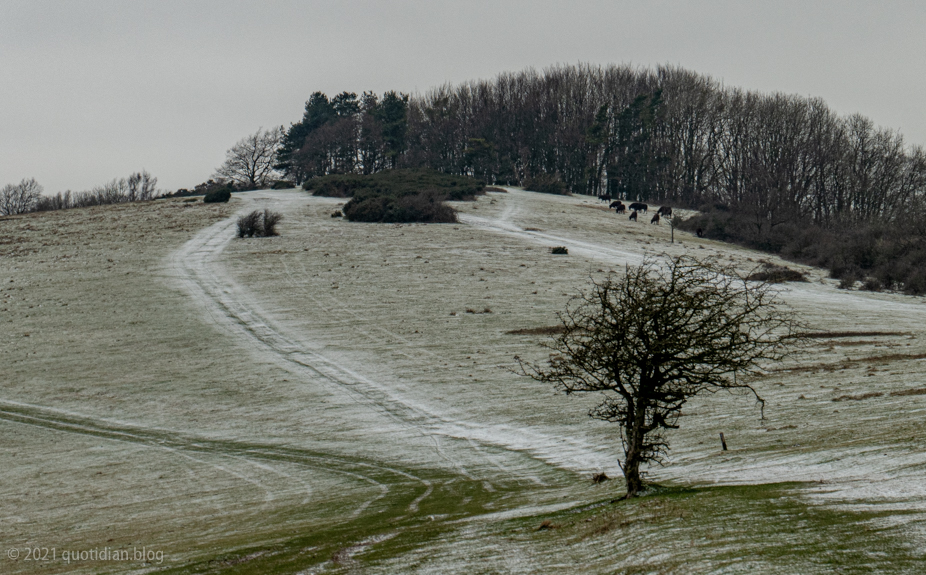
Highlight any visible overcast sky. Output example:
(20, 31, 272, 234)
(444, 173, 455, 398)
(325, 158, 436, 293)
(2, 1, 925, 193)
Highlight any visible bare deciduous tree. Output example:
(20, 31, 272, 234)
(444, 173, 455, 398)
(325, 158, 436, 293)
(0, 178, 43, 215)
(215, 127, 281, 189)
(518, 256, 802, 498)
(127, 170, 158, 201)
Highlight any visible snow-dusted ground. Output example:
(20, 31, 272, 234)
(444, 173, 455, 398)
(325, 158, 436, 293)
(2, 188, 925, 573)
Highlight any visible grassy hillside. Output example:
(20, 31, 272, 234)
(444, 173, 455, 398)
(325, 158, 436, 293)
(2, 189, 924, 573)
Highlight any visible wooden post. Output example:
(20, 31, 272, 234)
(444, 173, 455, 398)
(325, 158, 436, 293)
(719, 432, 728, 451)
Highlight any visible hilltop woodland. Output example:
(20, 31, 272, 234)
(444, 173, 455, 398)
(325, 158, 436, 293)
(273, 66, 926, 293)
(6, 64, 926, 291)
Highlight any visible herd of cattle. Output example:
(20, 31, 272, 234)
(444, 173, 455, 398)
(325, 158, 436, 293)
(598, 195, 673, 225)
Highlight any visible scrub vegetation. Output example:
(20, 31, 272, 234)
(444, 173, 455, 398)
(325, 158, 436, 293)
(305, 168, 485, 223)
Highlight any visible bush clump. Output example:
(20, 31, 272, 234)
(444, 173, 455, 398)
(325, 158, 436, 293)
(204, 189, 231, 203)
(305, 169, 483, 223)
(680, 205, 926, 295)
(523, 173, 569, 195)
(304, 168, 485, 201)
(745, 262, 807, 283)
(343, 191, 457, 223)
(236, 209, 283, 238)
(270, 179, 295, 190)
(550, 246, 569, 254)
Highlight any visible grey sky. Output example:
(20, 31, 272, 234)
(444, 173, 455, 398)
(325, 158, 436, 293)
(3, 1, 925, 193)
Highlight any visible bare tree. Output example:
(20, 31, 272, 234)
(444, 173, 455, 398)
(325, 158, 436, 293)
(127, 170, 158, 201)
(215, 127, 281, 189)
(518, 256, 802, 498)
(0, 178, 43, 215)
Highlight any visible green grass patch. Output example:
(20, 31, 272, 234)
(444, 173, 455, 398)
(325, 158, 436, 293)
(505, 482, 923, 574)
(152, 473, 523, 575)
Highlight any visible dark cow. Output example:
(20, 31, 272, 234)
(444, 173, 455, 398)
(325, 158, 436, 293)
(650, 213, 660, 225)
(629, 202, 648, 213)
(610, 201, 626, 214)
(657, 206, 672, 217)
(696, 227, 704, 238)
(598, 194, 612, 202)
(629, 210, 638, 222)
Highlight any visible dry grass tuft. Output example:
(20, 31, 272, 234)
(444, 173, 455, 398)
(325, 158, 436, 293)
(506, 325, 566, 336)
(536, 519, 557, 531)
(889, 387, 926, 397)
(833, 392, 883, 402)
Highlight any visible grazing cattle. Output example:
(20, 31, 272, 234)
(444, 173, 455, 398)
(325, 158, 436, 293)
(598, 194, 612, 202)
(650, 213, 660, 225)
(614, 202, 626, 214)
(696, 228, 704, 238)
(629, 210, 638, 222)
(657, 206, 672, 217)
(629, 202, 648, 213)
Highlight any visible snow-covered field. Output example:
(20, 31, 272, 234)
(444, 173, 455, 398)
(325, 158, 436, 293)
(1, 189, 924, 573)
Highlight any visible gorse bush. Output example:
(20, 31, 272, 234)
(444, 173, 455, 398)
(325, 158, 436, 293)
(236, 209, 283, 237)
(304, 168, 485, 200)
(204, 189, 231, 203)
(342, 190, 457, 223)
(304, 168, 482, 223)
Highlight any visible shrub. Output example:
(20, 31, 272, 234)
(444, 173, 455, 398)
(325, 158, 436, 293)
(304, 169, 485, 200)
(550, 246, 568, 254)
(304, 169, 484, 224)
(237, 210, 282, 237)
(204, 189, 231, 203)
(236, 211, 261, 238)
(680, 206, 926, 295)
(745, 262, 807, 283)
(862, 277, 883, 292)
(343, 190, 457, 223)
(523, 173, 568, 195)
(194, 179, 236, 196)
(270, 179, 295, 190)
(262, 209, 282, 236)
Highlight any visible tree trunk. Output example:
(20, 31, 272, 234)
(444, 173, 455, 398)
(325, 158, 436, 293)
(623, 451, 644, 497)
(622, 401, 648, 498)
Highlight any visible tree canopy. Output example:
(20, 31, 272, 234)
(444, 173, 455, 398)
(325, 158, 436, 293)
(215, 127, 281, 189)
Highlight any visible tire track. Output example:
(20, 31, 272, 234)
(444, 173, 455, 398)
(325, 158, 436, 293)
(166, 191, 616, 478)
(0, 399, 404, 517)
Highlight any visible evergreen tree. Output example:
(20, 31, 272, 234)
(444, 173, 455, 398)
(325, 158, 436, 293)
(377, 91, 409, 169)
